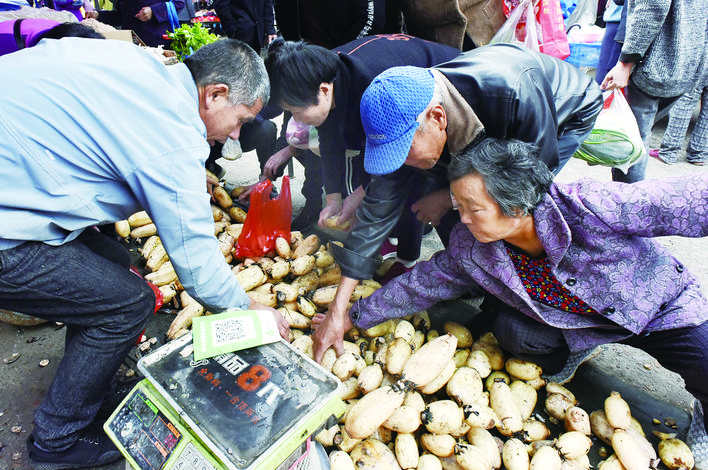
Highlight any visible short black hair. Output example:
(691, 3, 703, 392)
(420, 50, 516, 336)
(448, 138, 553, 217)
(264, 38, 338, 107)
(38, 23, 105, 41)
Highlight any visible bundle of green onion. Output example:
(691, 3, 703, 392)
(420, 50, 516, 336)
(573, 129, 643, 167)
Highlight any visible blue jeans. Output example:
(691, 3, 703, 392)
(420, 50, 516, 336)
(612, 80, 679, 183)
(0, 230, 154, 451)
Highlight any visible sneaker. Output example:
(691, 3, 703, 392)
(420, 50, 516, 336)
(379, 239, 398, 260)
(28, 427, 122, 470)
(375, 260, 415, 285)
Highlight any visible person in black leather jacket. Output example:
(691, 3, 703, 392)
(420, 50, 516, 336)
(312, 43, 603, 362)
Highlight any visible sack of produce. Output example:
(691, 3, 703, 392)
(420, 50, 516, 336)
(573, 90, 645, 173)
(234, 176, 292, 258)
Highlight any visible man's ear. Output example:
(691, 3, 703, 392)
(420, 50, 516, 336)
(429, 104, 447, 131)
(202, 83, 230, 109)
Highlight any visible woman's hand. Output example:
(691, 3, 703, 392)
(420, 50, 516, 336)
(335, 186, 365, 230)
(262, 146, 293, 180)
(311, 307, 354, 363)
(318, 193, 343, 227)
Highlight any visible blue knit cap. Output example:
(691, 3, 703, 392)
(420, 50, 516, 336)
(361, 66, 435, 175)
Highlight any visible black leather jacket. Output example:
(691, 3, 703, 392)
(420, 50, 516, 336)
(333, 44, 603, 280)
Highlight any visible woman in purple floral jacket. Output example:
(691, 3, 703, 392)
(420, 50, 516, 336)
(312, 138, 708, 424)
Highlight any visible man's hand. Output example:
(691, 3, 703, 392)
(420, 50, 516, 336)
(135, 6, 152, 21)
(267, 34, 277, 44)
(318, 193, 343, 227)
(251, 301, 290, 340)
(84, 10, 99, 19)
(601, 61, 634, 90)
(411, 189, 452, 226)
(262, 146, 293, 180)
(206, 173, 219, 201)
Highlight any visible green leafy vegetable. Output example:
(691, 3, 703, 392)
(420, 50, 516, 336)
(167, 23, 220, 61)
(573, 129, 643, 167)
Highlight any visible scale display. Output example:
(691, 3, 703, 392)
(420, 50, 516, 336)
(139, 338, 339, 469)
(107, 390, 182, 470)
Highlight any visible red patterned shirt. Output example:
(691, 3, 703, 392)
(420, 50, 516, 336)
(506, 245, 597, 316)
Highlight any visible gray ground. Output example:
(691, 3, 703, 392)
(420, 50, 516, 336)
(0, 117, 705, 470)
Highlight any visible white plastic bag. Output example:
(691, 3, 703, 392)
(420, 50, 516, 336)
(490, 0, 540, 52)
(574, 90, 645, 173)
(286, 118, 320, 154)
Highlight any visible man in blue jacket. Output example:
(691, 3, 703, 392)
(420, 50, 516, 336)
(0, 38, 287, 469)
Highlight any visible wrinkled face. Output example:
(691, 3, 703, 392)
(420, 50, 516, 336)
(199, 83, 263, 144)
(282, 83, 334, 127)
(451, 172, 525, 243)
(404, 105, 447, 170)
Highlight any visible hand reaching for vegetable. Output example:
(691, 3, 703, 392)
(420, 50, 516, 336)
(135, 6, 152, 21)
(318, 193, 343, 227)
(237, 180, 264, 202)
(336, 186, 365, 230)
(262, 146, 293, 180)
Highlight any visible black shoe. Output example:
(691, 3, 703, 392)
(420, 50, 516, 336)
(27, 427, 122, 470)
(96, 376, 142, 420)
(291, 206, 320, 232)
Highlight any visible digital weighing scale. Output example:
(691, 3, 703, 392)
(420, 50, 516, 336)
(104, 333, 345, 470)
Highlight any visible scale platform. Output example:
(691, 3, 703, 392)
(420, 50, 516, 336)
(104, 334, 344, 470)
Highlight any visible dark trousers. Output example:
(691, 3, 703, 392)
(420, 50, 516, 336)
(477, 300, 708, 429)
(261, 112, 324, 208)
(595, 22, 621, 86)
(0, 230, 154, 451)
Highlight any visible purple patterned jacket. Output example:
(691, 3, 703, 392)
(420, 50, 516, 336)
(350, 176, 708, 352)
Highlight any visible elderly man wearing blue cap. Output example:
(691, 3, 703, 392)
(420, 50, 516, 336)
(312, 43, 603, 362)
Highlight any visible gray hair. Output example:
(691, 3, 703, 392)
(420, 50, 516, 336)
(184, 39, 270, 107)
(448, 137, 553, 217)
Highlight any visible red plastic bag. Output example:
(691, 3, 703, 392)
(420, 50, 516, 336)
(234, 176, 292, 258)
